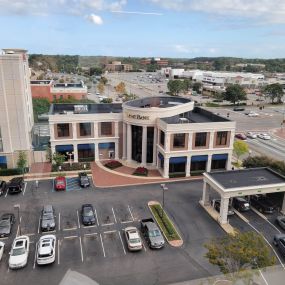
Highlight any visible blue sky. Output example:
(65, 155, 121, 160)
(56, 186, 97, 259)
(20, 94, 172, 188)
(0, 0, 285, 58)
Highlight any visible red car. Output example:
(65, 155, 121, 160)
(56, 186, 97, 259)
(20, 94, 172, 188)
(54, 176, 66, 191)
(235, 133, 247, 140)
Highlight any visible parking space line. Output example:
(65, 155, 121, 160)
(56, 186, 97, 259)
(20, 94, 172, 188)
(101, 223, 114, 226)
(84, 233, 98, 237)
(63, 227, 77, 231)
(25, 233, 35, 236)
(121, 220, 133, 224)
(259, 269, 269, 285)
(118, 231, 126, 255)
(58, 212, 61, 231)
(141, 238, 147, 252)
(112, 207, 117, 223)
(77, 210, 81, 229)
(22, 182, 27, 196)
(128, 205, 135, 221)
(42, 230, 56, 234)
(37, 217, 41, 234)
(64, 235, 78, 239)
(99, 233, 106, 257)
(94, 208, 99, 226)
(33, 242, 38, 269)
(83, 225, 96, 229)
(0, 237, 8, 240)
(16, 216, 22, 236)
(5, 189, 8, 198)
(58, 239, 60, 265)
(104, 230, 117, 234)
(79, 236, 84, 262)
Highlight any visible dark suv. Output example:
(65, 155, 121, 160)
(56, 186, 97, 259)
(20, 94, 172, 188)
(7, 177, 24, 194)
(250, 195, 275, 214)
(273, 234, 285, 257)
(232, 197, 250, 212)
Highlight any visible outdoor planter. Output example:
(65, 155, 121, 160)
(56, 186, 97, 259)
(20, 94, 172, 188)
(133, 167, 148, 176)
(104, 160, 123, 170)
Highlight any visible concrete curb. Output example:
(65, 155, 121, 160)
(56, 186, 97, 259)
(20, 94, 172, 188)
(147, 201, 183, 247)
(233, 209, 249, 224)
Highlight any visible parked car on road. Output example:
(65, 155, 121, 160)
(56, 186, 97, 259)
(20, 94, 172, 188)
(78, 172, 90, 188)
(273, 234, 285, 257)
(211, 199, 235, 216)
(9, 235, 30, 269)
(141, 218, 165, 249)
(250, 195, 275, 214)
(276, 216, 285, 230)
(81, 204, 96, 226)
(232, 197, 250, 212)
(40, 205, 56, 232)
(36, 235, 56, 265)
(54, 176, 66, 191)
(233, 106, 245, 111)
(235, 133, 247, 140)
(0, 180, 6, 196)
(0, 241, 4, 261)
(124, 226, 143, 251)
(0, 213, 15, 237)
(246, 132, 257, 139)
(248, 111, 259, 117)
(7, 177, 24, 194)
(257, 133, 271, 140)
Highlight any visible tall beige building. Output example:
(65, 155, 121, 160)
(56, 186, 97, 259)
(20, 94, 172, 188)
(0, 48, 34, 168)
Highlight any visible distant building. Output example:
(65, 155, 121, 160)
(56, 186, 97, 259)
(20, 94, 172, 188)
(140, 58, 169, 66)
(0, 48, 34, 168)
(31, 80, 88, 102)
(104, 61, 133, 72)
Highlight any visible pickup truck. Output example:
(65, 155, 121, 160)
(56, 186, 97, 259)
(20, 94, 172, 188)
(140, 218, 165, 249)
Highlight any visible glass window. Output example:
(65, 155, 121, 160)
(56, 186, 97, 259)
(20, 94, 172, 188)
(101, 122, 112, 136)
(195, 132, 207, 147)
(173, 133, 185, 148)
(216, 131, 228, 145)
(57, 124, 70, 137)
(160, 130, 165, 146)
(0, 128, 3, 152)
(79, 123, 92, 137)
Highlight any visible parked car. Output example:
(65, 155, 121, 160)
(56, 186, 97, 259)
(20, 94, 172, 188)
(36, 235, 56, 265)
(233, 106, 245, 111)
(211, 199, 235, 216)
(232, 197, 250, 212)
(257, 133, 271, 140)
(0, 213, 15, 237)
(250, 195, 275, 214)
(246, 132, 257, 139)
(235, 133, 247, 140)
(248, 111, 259, 117)
(0, 180, 6, 196)
(276, 216, 285, 230)
(81, 204, 96, 226)
(273, 234, 285, 257)
(40, 205, 56, 232)
(54, 176, 66, 191)
(7, 177, 24, 194)
(124, 226, 143, 251)
(0, 241, 4, 261)
(9, 235, 30, 269)
(141, 218, 165, 249)
(78, 172, 90, 188)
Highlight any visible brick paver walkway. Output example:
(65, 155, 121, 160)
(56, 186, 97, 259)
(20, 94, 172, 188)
(29, 162, 52, 174)
(272, 127, 285, 140)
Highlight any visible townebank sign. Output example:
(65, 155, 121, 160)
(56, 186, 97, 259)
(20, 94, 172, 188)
(127, 113, 150, 120)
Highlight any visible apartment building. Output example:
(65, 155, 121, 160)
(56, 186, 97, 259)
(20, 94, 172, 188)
(49, 96, 235, 178)
(104, 61, 133, 72)
(0, 48, 34, 168)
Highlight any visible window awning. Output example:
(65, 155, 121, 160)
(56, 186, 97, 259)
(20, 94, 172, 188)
(0, 156, 7, 163)
(78, 144, 95, 150)
(191, 155, 208, 162)
(170, 156, 187, 164)
(99, 142, 115, 149)
(55, 145, 74, 152)
(212, 154, 228, 160)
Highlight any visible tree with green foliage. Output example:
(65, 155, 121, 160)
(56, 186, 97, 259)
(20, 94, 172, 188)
(182, 79, 193, 92)
(59, 78, 64, 83)
(192, 82, 202, 94)
(52, 152, 65, 168)
(100, 76, 108, 85)
(52, 96, 95, 104)
(234, 140, 249, 165)
(17, 151, 27, 176)
(263, 83, 284, 104)
(115, 82, 126, 94)
(101, 98, 113, 103)
(205, 231, 276, 281)
(32, 98, 51, 122)
(146, 64, 159, 72)
(97, 82, 105, 94)
(89, 67, 103, 76)
(224, 84, 247, 105)
(167, 80, 184, 96)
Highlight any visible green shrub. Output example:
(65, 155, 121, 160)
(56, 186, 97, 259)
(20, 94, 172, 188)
(51, 162, 90, 172)
(169, 172, 186, 178)
(0, 167, 29, 176)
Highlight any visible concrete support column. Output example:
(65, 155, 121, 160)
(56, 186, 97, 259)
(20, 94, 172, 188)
(229, 131, 235, 149)
(165, 133, 170, 152)
(219, 197, 230, 224)
(73, 144, 78, 163)
(209, 131, 215, 149)
(226, 151, 232, 170)
(122, 123, 127, 160)
(94, 122, 99, 138)
(142, 126, 147, 165)
(201, 181, 210, 206)
(188, 132, 193, 150)
(186, 156, 191, 177)
(127, 123, 132, 162)
(163, 157, 169, 178)
(114, 121, 119, 137)
(51, 145, 56, 156)
(152, 127, 157, 166)
(115, 141, 119, 160)
(72, 123, 77, 139)
(95, 142, 99, 161)
(281, 193, 285, 215)
(50, 123, 55, 140)
(206, 154, 212, 172)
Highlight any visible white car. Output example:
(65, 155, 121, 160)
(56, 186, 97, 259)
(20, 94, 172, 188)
(9, 235, 29, 269)
(36, 235, 56, 265)
(257, 133, 271, 140)
(246, 132, 257, 139)
(124, 227, 143, 251)
(248, 112, 259, 117)
(0, 241, 4, 261)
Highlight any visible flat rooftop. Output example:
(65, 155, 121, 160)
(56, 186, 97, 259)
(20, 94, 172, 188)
(50, 103, 122, 115)
(208, 168, 285, 189)
(31, 80, 52, 85)
(53, 83, 84, 88)
(161, 107, 231, 124)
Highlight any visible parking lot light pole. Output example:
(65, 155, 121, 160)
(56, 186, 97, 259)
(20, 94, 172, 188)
(14, 204, 21, 236)
(160, 184, 168, 220)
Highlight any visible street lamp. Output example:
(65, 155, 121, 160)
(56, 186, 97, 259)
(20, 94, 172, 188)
(14, 204, 21, 236)
(160, 184, 168, 220)
(66, 151, 74, 167)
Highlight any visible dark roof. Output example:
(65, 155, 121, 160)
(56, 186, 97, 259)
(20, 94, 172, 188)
(161, 107, 231, 124)
(50, 103, 122, 115)
(208, 168, 285, 189)
(30, 80, 52, 85)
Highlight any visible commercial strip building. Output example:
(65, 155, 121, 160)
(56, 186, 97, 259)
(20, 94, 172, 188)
(104, 61, 133, 72)
(49, 96, 235, 178)
(140, 58, 169, 66)
(0, 48, 34, 168)
(30, 80, 87, 102)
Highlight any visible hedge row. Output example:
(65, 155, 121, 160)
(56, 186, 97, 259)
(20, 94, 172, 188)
(0, 167, 29, 176)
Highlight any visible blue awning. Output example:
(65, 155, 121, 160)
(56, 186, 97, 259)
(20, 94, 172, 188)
(170, 156, 187, 164)
(191, 155, 208, 162)
(99, 142, 115, 149)
(158, 152, 164, 161)
(212, 154, 228, 160)
(0, 156, 7, 163)
(55, 145, 74, 152)
(78, 144, 95, 150)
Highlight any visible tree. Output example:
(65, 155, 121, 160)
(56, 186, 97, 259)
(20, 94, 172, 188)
(182, 79, 193, 92)
(205, 231, 276, 280)
(97, 82, 105, 94)
(224, 84, 247, 105)
(101, 98, 113, 103)
(167, 80, 184, 96)
(52, 152, 65, 167)
(89, 66, 103, 76)
(59, 78, 64, 83)
(192, 82, 202, 94)
(17, 151, 28, 175)
(234, 140, 249, 165)
(263, 83, 284, 104)
(115, 82, 126, 94)
(100, 76, 108, 85)
(32, 98, 51, 122)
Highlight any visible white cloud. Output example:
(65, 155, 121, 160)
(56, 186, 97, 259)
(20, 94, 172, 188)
(148, 0, 285, 24)
(87, 14, 103, 25)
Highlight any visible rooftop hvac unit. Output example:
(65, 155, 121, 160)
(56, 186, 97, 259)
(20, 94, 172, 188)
(179, 118, 189, 124)
(74, 105, 88, 114)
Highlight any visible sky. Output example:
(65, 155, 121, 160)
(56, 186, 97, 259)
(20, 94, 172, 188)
(1, 0, 285, 58)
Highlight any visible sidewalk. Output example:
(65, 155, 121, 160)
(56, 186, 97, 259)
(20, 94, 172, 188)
(271, 127, 285, 140)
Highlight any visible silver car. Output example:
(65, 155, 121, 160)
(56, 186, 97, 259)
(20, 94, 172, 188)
(40, 205, 56, 232)
(124, 227, 143, 251)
